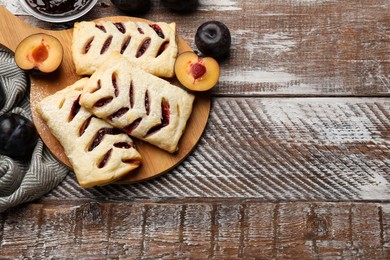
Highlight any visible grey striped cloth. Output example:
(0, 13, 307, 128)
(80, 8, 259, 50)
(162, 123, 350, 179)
(0, 45, 69, 213)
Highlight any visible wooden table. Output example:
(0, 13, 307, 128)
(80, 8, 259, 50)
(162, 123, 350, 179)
(1, 0, 389, 258)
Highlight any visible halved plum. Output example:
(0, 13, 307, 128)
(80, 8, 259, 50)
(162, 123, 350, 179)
(174, 51, 220, 91)
(15, 33, 63, 73)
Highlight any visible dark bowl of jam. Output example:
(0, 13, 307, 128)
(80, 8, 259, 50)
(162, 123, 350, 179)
(20, 0, 98, 23)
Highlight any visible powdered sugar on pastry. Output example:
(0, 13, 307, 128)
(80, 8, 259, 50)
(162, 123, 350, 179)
(72, 20, 178, 78)
(37, 78, 142, 188)
(80, 53, 195, 153)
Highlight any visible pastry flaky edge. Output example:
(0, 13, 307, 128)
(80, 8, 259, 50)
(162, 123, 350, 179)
(72, 20, 178, 78)
(36, 78, 142, 188)
(80, 52, 195, 153)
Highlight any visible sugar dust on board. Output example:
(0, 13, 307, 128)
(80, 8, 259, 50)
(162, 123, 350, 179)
(26, 0, 93, 17)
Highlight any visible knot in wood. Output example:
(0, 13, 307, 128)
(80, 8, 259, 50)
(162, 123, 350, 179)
(305, 213, 331, 240)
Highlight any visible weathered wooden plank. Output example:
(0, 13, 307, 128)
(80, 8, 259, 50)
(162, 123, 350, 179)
(181, 204, 214, 258)
(243, 204, 275, 258)
(309, 204, 352, 259)
(213, 204, 244, 258)
(1, 201, 390, 259)
(106, 203, 144, 258)
(351, 204, 386, 259)
(8, 0, 390, 96)
(0, 204, 43, 258)
(37, 203, 80, 258)
(40, 97, 390, 202)
(381, 204, 390, 254)
(274, 204, 314, 258)
(142, 204, 182, 258)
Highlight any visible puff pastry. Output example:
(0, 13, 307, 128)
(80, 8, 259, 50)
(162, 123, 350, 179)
(37, 78, 142, 188)
(72, 20, 178, 77)
(80, 53, 195, 153)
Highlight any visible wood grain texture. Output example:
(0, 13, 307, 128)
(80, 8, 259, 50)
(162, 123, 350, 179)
(1, 0, 390, 258)
(14, 0, 390, 96)
(1, 201, 390, 259)
(43, 97, 390, 201)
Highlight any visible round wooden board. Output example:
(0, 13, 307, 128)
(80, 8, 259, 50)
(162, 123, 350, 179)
(0, 7, 210, 183)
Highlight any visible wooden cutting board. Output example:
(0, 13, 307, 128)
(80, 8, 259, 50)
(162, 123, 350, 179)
(0, 6, 210, 183)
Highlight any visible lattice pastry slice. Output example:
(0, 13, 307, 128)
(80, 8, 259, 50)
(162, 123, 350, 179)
(72, 20, 178, 77)
(37, 78, 142, 188)
(79, 53, 195, 153)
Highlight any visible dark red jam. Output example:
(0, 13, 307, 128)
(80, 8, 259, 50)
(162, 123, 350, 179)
(26, 0, 93, 17)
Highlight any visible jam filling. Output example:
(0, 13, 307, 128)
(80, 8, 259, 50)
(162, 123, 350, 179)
(89, 128, 121, 151)
(145, 99, 170, 137)
(156, 41, 169, 57)
(112, 72, 119, 97)
(114, 22, 126, 34)
(108, 107, 129, 121)
(95, 24, 106, 33)
(136, 38, 150, 58)
(83, 37, 94, 54)
(129, 81, 134, 108)
(145, 91, 150, 115)
(68, 95, 81, 122)
(100, 35, 113, 54)
(114, 142, 133, 149)
(161, 99, 170, 127)
(120, 36, 131, 54)
(79, 116, 92, 136)
(123, 118, 142, 134)
(149, 24, 164, 39)
(98, 148, 112, 168)
(94, 97, 113, 107)
(26, 0, 93, 17)
(137, 27, 144, 34)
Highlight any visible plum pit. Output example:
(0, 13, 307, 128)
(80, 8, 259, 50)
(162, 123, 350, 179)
(31, 42, 49, 63)
(175, 51, 220, 91)
(190, 62, 206, 80)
